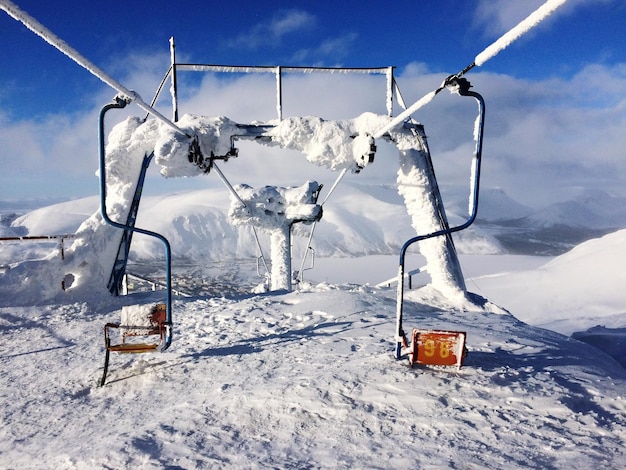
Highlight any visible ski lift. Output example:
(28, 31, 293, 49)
(394, 78, 485, 368)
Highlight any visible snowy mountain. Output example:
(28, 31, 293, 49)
(7, 183, 626, 265)
(10, 196, 100, 235)
(510, 189, 626, 232)
(3, 184, 504, 264)
(447, 186, 534, 222)
(476, 189, 626, 255)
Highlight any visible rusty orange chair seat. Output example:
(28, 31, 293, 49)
(100, 303, 168, 386)
(403, 328, 467, 369)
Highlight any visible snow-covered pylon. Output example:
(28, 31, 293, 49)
(229, 182, 323, 292)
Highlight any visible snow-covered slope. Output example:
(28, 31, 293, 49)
(447, 186, 534, 222)
(470, 228, 626, 336)
(10, 196, 99, 235)
(1, 284, 624, 468)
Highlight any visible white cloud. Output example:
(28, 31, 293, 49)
(291, 32, 359, 64)
(2, 51, 626, 209)
(225, 10, 316, 50)
(392, 62, 626, 205)
(473, 0, 613, 38)
(0, 109, 104, 199)
(270, 10, 315, 37)
(473, 0, 546, 36)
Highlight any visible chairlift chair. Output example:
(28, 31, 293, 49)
(100, 303, 170, 386)
(394, 78, 485, 369)
(98, 97, 175, 386)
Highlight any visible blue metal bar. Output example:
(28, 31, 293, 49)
(395, 87, 485, 359)
(99, 96, 173, 351)
(107, 151, 154, 296)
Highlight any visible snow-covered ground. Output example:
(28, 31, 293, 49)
(1, 186, 625, 468)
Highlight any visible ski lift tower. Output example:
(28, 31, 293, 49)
(160, 37, 469, 296)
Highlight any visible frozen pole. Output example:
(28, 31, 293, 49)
(373, 0, 568, 139)
(0, 0, 190, 138)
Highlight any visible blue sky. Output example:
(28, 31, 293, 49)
(1, 0, 625, 206)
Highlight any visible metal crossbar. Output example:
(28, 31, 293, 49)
(164, 39, 395, 121)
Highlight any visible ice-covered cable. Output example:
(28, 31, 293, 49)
(373, 0, 568, 138)
(0, 0, 189, 138)
(212, 162, 270, 275)
(296, 167, 348, 283)
(372, 90, 438, 139)
(474, 0, 568, 66)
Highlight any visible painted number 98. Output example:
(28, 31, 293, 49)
(423, 339, 451, 358)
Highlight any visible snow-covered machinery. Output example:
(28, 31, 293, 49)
(229, 182, 323, 292)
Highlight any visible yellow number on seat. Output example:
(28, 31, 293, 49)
(424, 339, 435, 357)
(439, 341, 450, 359)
